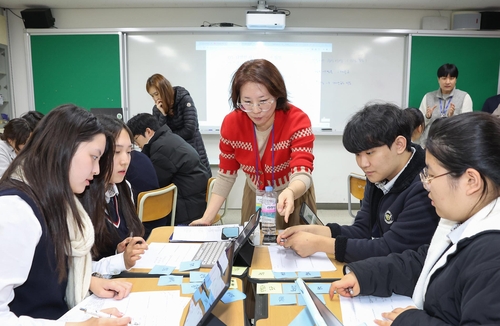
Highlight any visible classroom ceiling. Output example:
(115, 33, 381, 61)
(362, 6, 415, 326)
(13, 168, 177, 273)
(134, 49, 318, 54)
(0, 0, 499, 11)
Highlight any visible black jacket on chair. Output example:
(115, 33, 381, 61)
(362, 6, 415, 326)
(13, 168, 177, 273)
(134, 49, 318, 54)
(142, 125, 209, 225)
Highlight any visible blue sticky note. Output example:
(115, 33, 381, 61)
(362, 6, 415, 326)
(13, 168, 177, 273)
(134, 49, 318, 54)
(270, 294, 297, 306)
(298, 293, 326, 306)
(181, 283, 202, 294)
(282, 283, 301, 294)
(193, 288, 202, 302)
(221, 289, 247, 303)
(149, 265, 175, 275)
(179, 260, 202, 272)
(190, 271, 208, 283)
(273, 271, 297, 279)
(158, 275, 183, 286)
(289, 307, 315, 326)
(297, 271, 321, 278)
(308, 283, 330, 294)
(200, 291, 210, 311)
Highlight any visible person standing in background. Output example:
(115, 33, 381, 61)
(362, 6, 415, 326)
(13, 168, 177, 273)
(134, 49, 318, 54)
(418, 63, 472, 145)
(190, 59, 317, 228)
(404, 107, 425, 145)
(147, 73, 211, 176)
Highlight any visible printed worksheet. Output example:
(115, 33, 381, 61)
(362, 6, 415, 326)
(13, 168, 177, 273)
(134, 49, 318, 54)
(267, 246, 336, 272)
(59, 291, 190, 325)
(134, 242, 202, 269)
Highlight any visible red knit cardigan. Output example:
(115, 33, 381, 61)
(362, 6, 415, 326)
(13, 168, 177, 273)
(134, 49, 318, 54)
(219, 104, 315, 190)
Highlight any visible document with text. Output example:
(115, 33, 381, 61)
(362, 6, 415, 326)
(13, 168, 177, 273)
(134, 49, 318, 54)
(267, 246, 336, 272)
(133, 242, 202, 269)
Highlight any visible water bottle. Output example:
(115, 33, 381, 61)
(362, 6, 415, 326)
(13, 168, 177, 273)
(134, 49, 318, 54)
(261, 186, 277, 244)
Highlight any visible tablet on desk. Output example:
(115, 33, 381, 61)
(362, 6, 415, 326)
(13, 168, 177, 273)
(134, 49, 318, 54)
(299, 203, 324, 226)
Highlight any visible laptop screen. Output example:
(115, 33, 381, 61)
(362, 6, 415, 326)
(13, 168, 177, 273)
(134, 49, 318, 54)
(184, 240, 235, 326)
(304, 282, 344, 326)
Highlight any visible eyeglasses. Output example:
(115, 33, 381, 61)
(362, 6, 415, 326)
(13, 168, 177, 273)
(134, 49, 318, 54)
(419, 167, 452, 191)
(236, 99, 275, 113)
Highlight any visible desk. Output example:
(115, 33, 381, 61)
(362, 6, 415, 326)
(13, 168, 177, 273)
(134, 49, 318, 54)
(120, 277, 246, 326)
(254, 289, 342, 325)
(248, 246, 345, 282)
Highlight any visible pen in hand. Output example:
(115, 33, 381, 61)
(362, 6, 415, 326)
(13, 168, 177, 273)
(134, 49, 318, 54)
(80, 307, 116, 318)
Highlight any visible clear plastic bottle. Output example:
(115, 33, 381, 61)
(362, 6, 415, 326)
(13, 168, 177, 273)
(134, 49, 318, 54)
(261, 186, 277, 243)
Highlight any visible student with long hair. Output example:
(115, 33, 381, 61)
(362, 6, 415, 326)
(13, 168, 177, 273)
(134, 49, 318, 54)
(0, 118, 32, 177)
(89, 115, 148, 275)
(0, 105, 132, 325)
(331, 112, 500, 325)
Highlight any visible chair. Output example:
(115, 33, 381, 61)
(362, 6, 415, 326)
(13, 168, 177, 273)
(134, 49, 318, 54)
(136, 183, 177, 226)
(206, 177, 227, 225)
(347, 173, 366, 218)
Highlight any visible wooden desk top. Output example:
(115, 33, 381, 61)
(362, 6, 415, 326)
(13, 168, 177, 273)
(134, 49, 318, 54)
(146, 226, 174, 243)
(254, 290, 342, 325)
(248, 246, 345, 282)
(120, 277, 245, 326)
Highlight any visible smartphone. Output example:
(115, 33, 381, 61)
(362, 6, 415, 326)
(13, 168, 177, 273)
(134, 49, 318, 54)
(299, 203, 324, 226)
(221, 227, 239, 240)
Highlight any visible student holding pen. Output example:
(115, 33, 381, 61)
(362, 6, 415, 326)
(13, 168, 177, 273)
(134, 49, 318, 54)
(331, 112, 500, 325)
(87, 115, 148, 275)
(0, 105, 132, 325)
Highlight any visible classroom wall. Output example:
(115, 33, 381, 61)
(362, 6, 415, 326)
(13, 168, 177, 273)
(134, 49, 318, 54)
(6, 7, 451, 208)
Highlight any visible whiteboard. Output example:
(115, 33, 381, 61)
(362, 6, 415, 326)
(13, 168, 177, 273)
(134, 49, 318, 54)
(126, 29, 407, 133)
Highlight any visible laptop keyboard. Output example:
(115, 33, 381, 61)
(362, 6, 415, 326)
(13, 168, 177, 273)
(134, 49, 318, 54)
(192, 241, 230, 268)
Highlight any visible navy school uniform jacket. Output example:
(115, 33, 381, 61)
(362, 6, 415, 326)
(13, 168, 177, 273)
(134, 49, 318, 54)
(328, 144, 440, 262)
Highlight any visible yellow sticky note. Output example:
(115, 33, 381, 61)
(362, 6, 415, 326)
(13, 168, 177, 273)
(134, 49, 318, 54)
(256, 283, 283, 294)
(250, 269, 275, 279)
(229, 278, 238, 289)
(232, 266, 248, 276)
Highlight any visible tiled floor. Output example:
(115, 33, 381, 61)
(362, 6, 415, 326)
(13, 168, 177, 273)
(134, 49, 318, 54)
(220, 209, 356, 226)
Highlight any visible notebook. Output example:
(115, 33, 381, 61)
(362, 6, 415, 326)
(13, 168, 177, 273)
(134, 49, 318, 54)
(192, 208, 261, 268)
(90, 108, 124, 120)
(299, 202, 325, 226)
(295, 278, 344, 326)
(184, 240, 235, 326)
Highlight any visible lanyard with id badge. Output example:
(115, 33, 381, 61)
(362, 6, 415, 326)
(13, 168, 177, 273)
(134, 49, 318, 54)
(254, 124, 277, 244)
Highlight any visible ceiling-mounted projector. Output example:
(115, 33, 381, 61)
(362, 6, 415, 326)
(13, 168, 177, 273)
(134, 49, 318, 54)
(246, 10, 286, 29)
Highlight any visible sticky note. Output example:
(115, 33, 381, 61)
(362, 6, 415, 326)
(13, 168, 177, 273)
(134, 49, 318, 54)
(289, 307, 315, 326)
(308, 283, 330, 294)
(250, 269, 275, 279)
(297, 271, 321, 278)
(282, 283, 301, 294)
(158, 275, 183, 286)
(221, 289, 247, 303)
(298, 293, 326, 306)
(179, 260, 202, 272)
(232, 266, 248, 276)
(189, 271, 208, 283)
(193, 288, 202, 302)
(273, 271, 297, 279)
(270, 294, 297, 306)
(256, 283, 283, 294)
(181, 283, 202, 294)
(149, 265, 175, 275)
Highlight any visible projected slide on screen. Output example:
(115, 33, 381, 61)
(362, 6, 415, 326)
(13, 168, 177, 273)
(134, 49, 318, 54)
(197, 41, 331, 129)
(127, 32, 405, 133)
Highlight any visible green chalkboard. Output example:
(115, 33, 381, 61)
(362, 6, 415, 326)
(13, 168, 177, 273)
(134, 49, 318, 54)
(30, 34, 121, 114)
(409, 36, 500, 110)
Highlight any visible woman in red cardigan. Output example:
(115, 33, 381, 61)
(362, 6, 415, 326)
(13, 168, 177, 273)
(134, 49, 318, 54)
(190, 59, 316, 229)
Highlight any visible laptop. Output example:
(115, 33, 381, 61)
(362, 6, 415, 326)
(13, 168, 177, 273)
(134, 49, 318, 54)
(296, 278, 344, 326)
(299, 202, 325, 226)
(184, 240, 235, 326)
(90, 108, 124, 120)
(192, 208, 261, 268)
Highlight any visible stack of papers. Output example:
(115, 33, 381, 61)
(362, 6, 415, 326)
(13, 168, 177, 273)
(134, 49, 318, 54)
(170, 224, 240, 242)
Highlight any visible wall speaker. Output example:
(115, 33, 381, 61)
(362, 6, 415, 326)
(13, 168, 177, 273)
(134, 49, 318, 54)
(480, 12, 500, 30)
(451, 11, 481, 30)
(20, 8, 55, 29)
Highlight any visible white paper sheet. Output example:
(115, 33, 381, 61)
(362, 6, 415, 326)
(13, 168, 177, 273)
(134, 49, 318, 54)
(59, 291, 190, 325)
(267, 246, 336, 272)
(340, 294, 416, 326)
(133, 242, 202, 269)
(170, 224, 240, 242)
